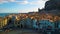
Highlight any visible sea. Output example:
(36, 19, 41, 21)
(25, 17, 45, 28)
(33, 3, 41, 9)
(0, 13, 18, 17)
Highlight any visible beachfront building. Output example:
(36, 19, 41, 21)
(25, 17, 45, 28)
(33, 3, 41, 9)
(38, 19, 55, 34)
(0, 17, 3, 29)
(25, 17, 32, 28)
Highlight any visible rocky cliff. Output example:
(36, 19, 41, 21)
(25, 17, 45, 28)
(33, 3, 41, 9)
(44, 0, 60, 16)
(45, 0, 60, 11)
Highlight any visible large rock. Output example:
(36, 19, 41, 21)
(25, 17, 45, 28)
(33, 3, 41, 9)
(44, 0, 60, 16)
(45, 0, 60, 11)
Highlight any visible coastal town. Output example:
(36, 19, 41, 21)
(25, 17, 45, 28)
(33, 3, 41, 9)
(0, 9, 60, 34)
(0, 0, 60, 34)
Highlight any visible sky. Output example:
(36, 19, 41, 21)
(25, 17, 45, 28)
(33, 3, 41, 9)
(0, 0, 48, 13)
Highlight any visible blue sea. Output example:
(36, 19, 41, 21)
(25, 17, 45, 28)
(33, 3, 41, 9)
(0, 13, 18, 17)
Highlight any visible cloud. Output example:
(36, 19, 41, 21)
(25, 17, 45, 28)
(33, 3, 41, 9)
(0, 0, 8, 4)
(0, 0, 15, 2)
(43, 0, 48, 1)
(28, 0, 47, 9)
(0, 0, 48, 4)
(8, 0, 15, 2)
(16, 1, 28, 4)
(0, 0, 28, 4)
(29, 0, 47, 4)
(18, 7, 38, 13)
(0, 0, 2, 2)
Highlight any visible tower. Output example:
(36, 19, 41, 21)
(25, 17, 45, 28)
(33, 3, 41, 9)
(38, 8, 41, 12)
